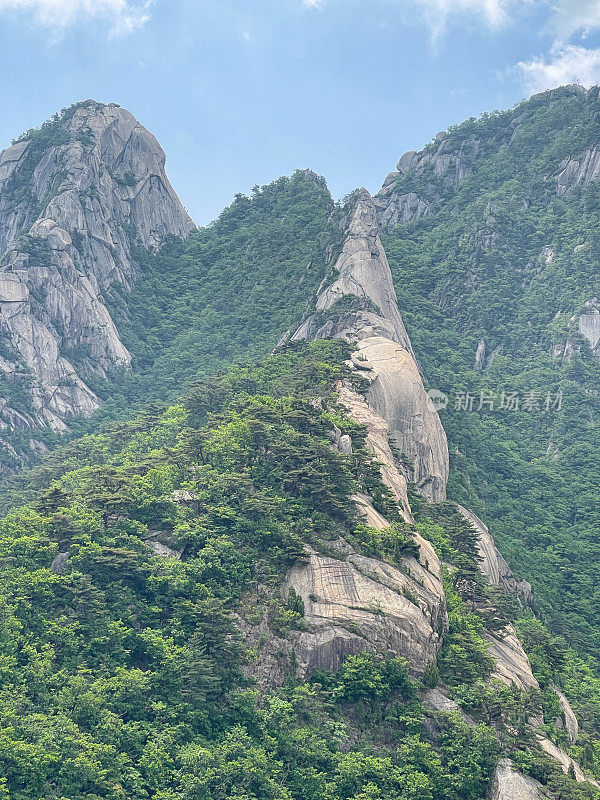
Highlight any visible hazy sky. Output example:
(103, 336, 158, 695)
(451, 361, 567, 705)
(1, 0, 600, 224)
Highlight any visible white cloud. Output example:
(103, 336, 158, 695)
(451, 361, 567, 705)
(411, 0, 514, 30)
(0, 0, 152, 35)
(303, 0, 526, 37)
(516, 44, 600, 92)
(551, 0, 600, 41)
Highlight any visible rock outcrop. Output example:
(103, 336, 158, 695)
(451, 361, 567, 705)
(536, 735, 598, 785)
(553, 685, 579, 744)
(374, 132, 482, 229)
(336, 385, 412, 521)
(292, 188, 415, 357)
(283, 492, 447, 681)
(458, 505, 533, 604)
(242, 383, 448, 687)
(353, 337, 449, 502)
(0, 100, 194, 437)
(555, 147, 600, 197)
(578, 299, 600, 354)
(487, 759, 545, 800)
(485, 625, 540, 694)
(292, 189, 449, 502)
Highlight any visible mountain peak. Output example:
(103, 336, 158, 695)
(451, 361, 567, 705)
(0, 102, 195, 443)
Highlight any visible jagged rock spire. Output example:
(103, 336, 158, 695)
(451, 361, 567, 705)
(292, 188, 449, 502)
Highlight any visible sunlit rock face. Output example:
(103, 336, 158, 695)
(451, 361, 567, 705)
(488, 759, 544, 800)
(291, 188, 449, 502)
(0, 101, 194, 434)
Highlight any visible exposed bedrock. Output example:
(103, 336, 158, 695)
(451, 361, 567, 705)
(0, 101, 194, 433)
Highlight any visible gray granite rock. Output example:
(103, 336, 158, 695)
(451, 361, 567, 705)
(291, 191, 449, 502)
(487, 759, 545, 800)
(0, 101, 194, 438)
(458, 505, 533, 604)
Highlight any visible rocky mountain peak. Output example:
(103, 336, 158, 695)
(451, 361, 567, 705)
(291, 187, 449, 502)
(0, 101, 195, 455)
(0, 100, 194, 289)
(292, 187, 416, 355)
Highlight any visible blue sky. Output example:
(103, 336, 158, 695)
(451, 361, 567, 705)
(1, 0, 600, 224)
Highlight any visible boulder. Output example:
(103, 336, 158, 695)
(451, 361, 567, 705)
(487, 759, 544, 800)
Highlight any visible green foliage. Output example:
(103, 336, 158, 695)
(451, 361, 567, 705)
(314, 652, 414, 704)
(383, 85, 600, 661)
(2, 344, 510, 800)
(350, 521, 421, 563)
(438, 568, 494, 685)
(101, 171, 336, 413)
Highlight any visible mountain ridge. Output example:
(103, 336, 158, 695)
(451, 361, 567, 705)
(2, 90, 600, 800)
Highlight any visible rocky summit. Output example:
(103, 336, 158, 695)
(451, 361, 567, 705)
(0, 101, 193, 451)
(3, 88, 600, 800)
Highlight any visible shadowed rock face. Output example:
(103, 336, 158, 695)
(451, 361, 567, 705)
(0, 101, 194, 435)
(336, 385, 413, 521)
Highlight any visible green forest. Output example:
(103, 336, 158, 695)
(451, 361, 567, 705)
(4, 86, 600, 798)
(383, 85, 600, 660)
(0, 342, 595, 800)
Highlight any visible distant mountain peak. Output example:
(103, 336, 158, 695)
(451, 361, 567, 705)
(0, 103, 194, 456)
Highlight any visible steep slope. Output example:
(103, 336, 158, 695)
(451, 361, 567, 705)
(4, 89, 600, 800)
(0, 101, 193, 464)
(291, 189, 449, 501)
(376, 84, 600, 662)
(3, 339, 595, 800)
(108, 170, 335, 403)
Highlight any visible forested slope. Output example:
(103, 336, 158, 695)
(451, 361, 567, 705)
(2, 341, 597, 800)
(379, 85, 600, 659)
(4, 89, 600, 800)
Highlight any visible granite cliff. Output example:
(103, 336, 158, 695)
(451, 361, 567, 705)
(0, 101, 193, 453)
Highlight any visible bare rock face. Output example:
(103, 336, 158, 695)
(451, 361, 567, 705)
(283, 493, 447, 681)
(462, 509, 539, 698)
(536, 736, 599, 786)
(0, 100, 194, 435)
(353, 337, 449, 502)
(374, 133, 481, 229)
(0, 101, 194, 289)
(292, 188, 415, 358)
(244, 387, 448, 688)
(555, 148, 600, 198)
(337, 385, 412, 521)
(485, 625, 540, 694)
(552, 685, 579, 744)
(423, 687, 476, 725)
(578, 299, 600, 354)
(458, 505, 533, 603)
(292, 190, 449, 502)
(487, 759, 545, 800)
